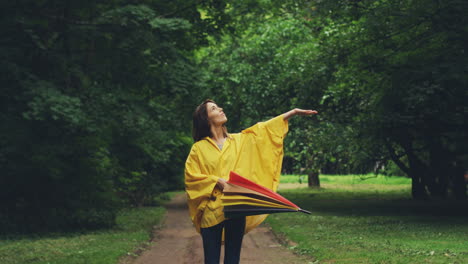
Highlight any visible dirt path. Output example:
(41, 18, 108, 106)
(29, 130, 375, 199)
(127, 193, 311, 264)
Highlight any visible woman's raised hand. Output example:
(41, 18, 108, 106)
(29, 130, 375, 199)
(295, 109, 318, 115)
(283, 108, 318, 120)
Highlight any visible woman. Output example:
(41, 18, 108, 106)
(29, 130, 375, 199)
(185, 99, 317, 264)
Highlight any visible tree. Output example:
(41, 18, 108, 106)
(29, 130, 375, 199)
(199, 0, 467, 199)
(313, 0, 468, 199)
(0, 0, 233, 232)
(198, 6, 374, 184)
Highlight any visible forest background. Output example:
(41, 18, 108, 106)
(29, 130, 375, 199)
(1, 0, 467, 233)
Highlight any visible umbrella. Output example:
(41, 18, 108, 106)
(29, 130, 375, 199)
(222, 171, 311, 218)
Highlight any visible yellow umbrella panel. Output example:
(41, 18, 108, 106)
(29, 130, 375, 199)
(222, 194, 294, 209)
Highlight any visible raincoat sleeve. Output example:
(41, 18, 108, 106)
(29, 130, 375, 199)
(242, 114, 289, 141)
(239, 114, 289, 191)
(185, 144, 219, 199)
(184, 144, 219, 231)
(237, 114, 289, 234)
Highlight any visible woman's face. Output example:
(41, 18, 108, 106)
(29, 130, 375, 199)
(206, 102, 227, 126)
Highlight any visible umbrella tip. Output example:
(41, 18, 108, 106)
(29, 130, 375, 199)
(299, 209, 312, 215)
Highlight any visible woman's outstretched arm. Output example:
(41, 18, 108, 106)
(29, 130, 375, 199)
(283, 108, 318, 120)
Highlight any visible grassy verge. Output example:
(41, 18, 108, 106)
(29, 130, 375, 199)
(267, 175, 468, 264)
(280, 174, 411, 185)
(0, 207, 166, 264)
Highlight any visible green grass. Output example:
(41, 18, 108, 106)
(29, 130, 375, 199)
(0, 207, 166, 264)
(267, 175, 468, 264)
(280, 174, 412, 185)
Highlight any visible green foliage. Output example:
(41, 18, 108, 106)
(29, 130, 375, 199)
(198, 6, 373, 175)
(311, 0, 468, 198)
(382, 160, 406, 177)
(22, 82, 85, 126)
(199, 0, 467, 198)
(199, 16, 319, 128)
(0, 0, 232, 232)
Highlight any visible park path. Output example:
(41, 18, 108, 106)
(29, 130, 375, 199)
(125, 193, 311, 264)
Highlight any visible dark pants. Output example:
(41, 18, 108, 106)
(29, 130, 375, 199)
(200, 217, 246, 264)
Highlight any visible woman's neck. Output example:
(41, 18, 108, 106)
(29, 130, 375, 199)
(210, 125, 226, 145)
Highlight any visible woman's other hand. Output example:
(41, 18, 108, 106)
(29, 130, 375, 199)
(216, 178, 227, 190)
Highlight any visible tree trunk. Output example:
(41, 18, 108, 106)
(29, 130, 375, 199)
(405, 145, 428, 200)
(308, 171, 320, 188)
(452, 165, 467, 200)
(410, 171, 428, 200)
(426, 137, 448, 198)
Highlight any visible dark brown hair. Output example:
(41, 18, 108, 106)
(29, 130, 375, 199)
(192, 99, 227, 142)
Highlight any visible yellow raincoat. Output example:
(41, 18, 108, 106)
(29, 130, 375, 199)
(185, 114, 288, 234)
